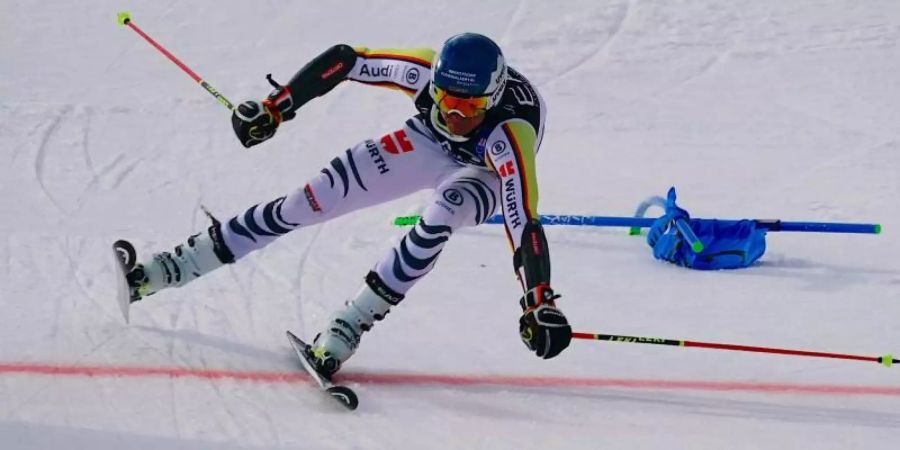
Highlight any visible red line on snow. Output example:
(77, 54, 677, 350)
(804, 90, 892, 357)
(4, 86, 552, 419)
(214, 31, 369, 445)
(345, 372, 900, 396)
(1, 362, 898, 396)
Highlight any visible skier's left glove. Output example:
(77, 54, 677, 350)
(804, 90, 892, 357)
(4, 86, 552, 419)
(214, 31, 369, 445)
(231, 77, 296, 148)
(519, 284, 572, 359)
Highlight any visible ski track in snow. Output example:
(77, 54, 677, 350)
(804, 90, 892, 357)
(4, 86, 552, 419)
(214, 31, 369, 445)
(59, 237, 110, 322)
(1, 238, 9, 281)
(641, 43, 734, 104)
(105, 149, 143, 192)
(497, 0, 527, 47)
(74, 107, 101, 212)
(547, 0, 632, 85)
(289, 223, 327, 337)
(771, 100, 895, 146)
(32, 107, 71, 216)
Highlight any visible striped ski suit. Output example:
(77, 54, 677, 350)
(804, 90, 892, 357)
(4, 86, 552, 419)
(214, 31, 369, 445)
(219, 46, 546, 295)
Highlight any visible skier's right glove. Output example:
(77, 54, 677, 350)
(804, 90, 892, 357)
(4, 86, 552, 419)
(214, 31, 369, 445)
(231, 77, 296, 148)
(519, 284, 572, 359)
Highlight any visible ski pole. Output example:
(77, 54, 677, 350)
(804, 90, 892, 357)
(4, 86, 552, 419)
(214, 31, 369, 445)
(572, 332, 897, 368)
(391, 215, 881, 234)
(116, 12, 234, 111)
(674, 217, 704, 253)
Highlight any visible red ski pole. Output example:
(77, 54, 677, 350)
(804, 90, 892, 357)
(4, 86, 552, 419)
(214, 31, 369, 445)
(572, 332, 897, 368)
(116, 12, 234, 111)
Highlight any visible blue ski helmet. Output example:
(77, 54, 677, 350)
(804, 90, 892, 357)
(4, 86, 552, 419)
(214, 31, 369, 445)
(431, 33, 508, 108)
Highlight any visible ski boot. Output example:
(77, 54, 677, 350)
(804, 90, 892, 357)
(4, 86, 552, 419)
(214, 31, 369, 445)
(112, 223, 234, 321)
(307, 271, 404, 379)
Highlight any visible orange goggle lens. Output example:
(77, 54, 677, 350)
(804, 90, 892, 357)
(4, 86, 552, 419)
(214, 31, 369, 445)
(431, 85, 490, 118)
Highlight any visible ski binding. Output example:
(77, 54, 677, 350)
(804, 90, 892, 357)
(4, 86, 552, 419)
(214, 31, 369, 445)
(285, 330, 358, 410)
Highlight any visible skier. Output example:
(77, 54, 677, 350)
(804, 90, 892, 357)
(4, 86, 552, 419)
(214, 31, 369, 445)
(119, 33, 572, 378)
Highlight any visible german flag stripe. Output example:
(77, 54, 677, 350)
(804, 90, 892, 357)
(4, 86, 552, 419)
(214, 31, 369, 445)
(487, 155, 518, 252)
(502, 122, 539, 220)
(354, 48, 434, 68)
(364, 53, 432, 68)
(502, 218, 516, 252)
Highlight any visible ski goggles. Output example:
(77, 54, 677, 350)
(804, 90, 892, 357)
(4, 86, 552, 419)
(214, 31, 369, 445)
(430, 85, 491, 118)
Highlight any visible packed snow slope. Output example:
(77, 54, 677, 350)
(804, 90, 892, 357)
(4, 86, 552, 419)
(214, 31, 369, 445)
(2, 1, 899, 449)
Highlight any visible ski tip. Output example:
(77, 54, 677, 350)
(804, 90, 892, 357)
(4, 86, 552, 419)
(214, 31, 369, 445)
(285, 330, 308, 349)
(111, 242, 134, 324)
(113, 240, 137, 270)
(327, 386, 359, 410)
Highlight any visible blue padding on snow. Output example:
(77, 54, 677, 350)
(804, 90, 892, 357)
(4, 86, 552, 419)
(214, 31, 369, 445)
(646, 187, 767, 270)
(677, 219, 767, 270)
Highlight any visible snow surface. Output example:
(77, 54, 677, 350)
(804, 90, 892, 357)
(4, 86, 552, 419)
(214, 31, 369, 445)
(2, 0, 900, 448)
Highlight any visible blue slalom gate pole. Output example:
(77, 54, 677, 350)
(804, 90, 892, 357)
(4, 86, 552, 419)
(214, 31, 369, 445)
(392, 215, 881, 235)
(752, 220, 881, 234)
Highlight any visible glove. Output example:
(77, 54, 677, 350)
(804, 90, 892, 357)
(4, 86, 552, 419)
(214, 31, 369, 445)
(231, 75, 296, 148)
(647, 187, 690, 264)
(518, 284, 571, 359)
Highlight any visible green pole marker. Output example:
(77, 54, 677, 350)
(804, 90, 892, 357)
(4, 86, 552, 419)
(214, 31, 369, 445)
(874, 224, 882, 234)
(393, 216, 419, 226)
(674, 218, 704, 253)
(881, 354, 894, 368)
(117, 11, 131, 26)
(628, 226, 642, 236)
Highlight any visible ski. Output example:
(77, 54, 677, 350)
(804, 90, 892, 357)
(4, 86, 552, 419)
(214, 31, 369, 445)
(285, 330, 359, 410)
(112, 239, 137, 323)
